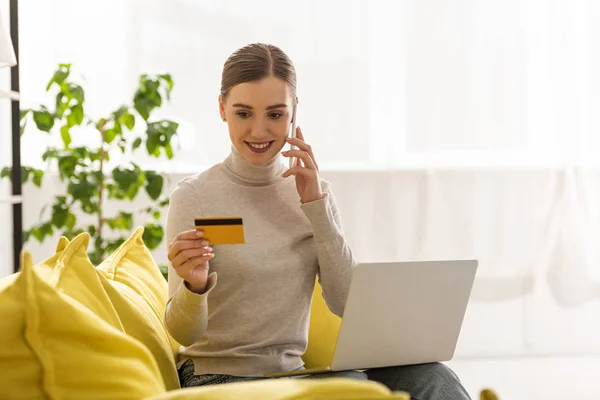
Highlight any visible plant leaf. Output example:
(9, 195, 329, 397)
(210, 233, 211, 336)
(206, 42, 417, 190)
(31, 226, 43, 242)
(165, 143, 173, 159)
(107, 211, 133, 231)
(104, 128, 117, 144)
(67, 176, 98, 214)
(60, 125, 72, 148)
(71, 104, 84, 125)
(145, 120, 178, 158)
(159, 196, 170, 207)
(33, 110, 55, 132)
(69, 84, 85, 104)
(159, 264, 168, 281)
(113, 106, 128, 121)
(105, 238, 126, 254)
(112, 165, 142, 200)
(20, 109, 30, 121)
(0, 167, 11, 179)
(65, 212, 77, 230)
(51, 200, 69, 228)
(46, 64, 71, 91)
(159, 74, 174, 100)
(144, 171, 163, 200)
(32, 169, 44, 187)
(142, 223, 163, 250)
(96, 118, 107, 130)
(120, 111, 135, 130)
(134, 75, 163, 120)
(55, 93, 69, 119)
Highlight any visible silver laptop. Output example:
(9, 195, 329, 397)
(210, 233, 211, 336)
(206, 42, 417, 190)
(265, 260, 478, 378)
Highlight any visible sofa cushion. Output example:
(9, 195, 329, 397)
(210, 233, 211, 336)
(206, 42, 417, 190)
(302, 281, 343, 369)
(97, 226, 169, 320)
(96, 227, 180, 390)
(0, 251, 166, 399)
(38, 233, 124, 330)
(144, 378, 410, 400)
(97, 227, 181, 357)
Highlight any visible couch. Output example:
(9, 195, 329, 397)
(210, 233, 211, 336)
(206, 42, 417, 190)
(0, 226, 410, 399)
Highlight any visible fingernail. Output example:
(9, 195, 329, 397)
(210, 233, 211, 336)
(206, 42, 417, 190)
(201, 241, 209, 246)
(286, 138, 292, 141)
(196, 231, 203, 237)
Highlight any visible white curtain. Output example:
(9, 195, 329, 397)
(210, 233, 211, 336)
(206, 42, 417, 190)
(15, 0, 600, 356)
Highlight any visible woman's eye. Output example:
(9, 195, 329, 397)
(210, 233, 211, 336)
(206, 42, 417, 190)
(236, 111, 251, 119)
(269, 112, 284, 120)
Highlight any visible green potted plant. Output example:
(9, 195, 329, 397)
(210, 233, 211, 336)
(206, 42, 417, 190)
(1, 64, 178, 278)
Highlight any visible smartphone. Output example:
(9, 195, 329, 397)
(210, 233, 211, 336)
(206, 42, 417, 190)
(194, 217, 245, 245)
(289, 103, 298, 169)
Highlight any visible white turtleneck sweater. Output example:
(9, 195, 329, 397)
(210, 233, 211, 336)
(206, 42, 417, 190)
(164, 146, 356, 377)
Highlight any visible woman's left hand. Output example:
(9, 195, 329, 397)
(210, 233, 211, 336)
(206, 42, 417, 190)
(281, 127, 325, 204)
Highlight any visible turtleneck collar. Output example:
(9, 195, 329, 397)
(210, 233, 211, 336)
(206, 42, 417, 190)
(222, 145, 287, 186)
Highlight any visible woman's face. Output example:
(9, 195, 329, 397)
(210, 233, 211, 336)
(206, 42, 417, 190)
(219, 75, 296, 166)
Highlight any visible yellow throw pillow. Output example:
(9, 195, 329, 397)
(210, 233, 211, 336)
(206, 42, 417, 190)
(97, 227, 181, 386)
(36, 231, 178, 391)
(98, 226, 168, 318)
(97, 272, 180, 390)
(302, 280, 343, 369)
(144, 378, 410, 400)
(0, 251, 166, 399)
(0, 236, 70, 287)
(39, 233, 124, 331)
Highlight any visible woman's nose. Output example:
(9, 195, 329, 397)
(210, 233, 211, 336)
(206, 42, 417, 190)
(250, 120, 268, 139)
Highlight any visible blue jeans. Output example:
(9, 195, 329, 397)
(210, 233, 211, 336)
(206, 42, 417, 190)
(178, 360, 471, 400)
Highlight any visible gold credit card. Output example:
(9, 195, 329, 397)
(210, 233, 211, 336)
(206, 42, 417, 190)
(194, 217, 245, 245)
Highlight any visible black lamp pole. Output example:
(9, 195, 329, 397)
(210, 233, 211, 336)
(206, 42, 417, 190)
(10, 0, 22, 273)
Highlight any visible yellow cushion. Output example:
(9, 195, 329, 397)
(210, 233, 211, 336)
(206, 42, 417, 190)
(34, 231, 179, 390)
(97, 227, 181, 383)
(0, 251, 166, 399)
(144, 378, 410, 400)
(98, 226, 168, 318)
(38, 233, 124, 330)
(302, 280, 342, 369)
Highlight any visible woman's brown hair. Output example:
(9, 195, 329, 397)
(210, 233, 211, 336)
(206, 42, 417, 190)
(220, 43, 297, 101)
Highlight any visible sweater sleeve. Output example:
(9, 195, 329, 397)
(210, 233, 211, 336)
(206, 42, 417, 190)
(300, 181, 356, 317)
(164, 181, 217, 346)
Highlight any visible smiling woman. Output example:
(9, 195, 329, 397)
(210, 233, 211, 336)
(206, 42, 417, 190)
(218, 43, 296, 166)
(163, 42, 470, 400)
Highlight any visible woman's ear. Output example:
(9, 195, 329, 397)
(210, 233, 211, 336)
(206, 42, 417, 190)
(218, 95, 226, 121)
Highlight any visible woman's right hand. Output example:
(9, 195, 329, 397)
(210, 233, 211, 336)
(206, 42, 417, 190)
(168, 229, 215, 294)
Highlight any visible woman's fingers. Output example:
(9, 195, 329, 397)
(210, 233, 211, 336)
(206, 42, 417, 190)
(172, 229, 204, 244)
(281, 166, 318, 179)
(286, 127, 319, 171)
(168, 237, 209, 261)
(178, 254, 215, 277)
(171, 246, 213, 268)
(282, 149, 317, 170)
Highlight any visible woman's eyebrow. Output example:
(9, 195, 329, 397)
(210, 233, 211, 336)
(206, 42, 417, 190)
(232, 103, 287, 110)
(266, 104, 287, 110)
